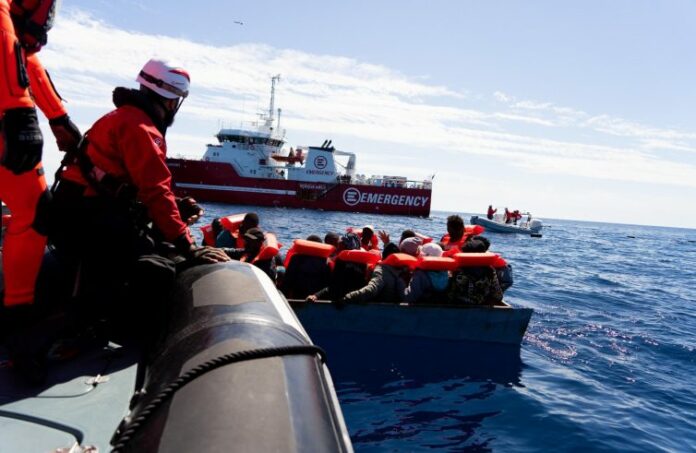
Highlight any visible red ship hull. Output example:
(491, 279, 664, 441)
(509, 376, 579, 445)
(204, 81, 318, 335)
(167, 158, 431, 217)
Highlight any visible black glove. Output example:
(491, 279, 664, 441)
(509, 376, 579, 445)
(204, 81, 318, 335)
(1, 107, 43, 174)
(176, 196, 203, 225)
(49, 115, 82, 152)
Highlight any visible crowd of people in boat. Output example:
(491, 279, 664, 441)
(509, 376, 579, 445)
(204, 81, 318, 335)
(201, 212, 513, 307)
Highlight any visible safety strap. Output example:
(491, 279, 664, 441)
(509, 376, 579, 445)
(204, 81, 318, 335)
(51, 135, 137, 204)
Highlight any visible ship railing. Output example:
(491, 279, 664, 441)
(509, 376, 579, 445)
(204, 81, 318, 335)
(348, 177, 432, 190)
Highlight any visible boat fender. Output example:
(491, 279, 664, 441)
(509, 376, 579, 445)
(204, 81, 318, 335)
(283, 239, 335, 268)
(380, 252, 418, 269)
(453, 252, 499, 267)
(416, 256, 457, 271)
(253, 233, 282, 263)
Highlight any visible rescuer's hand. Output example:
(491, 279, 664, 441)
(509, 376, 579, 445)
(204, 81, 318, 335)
(1, 108, 43, 174)
(188, 246, 231, 264)
(49, 115, 82, 152)
(176, 196, 204, 225)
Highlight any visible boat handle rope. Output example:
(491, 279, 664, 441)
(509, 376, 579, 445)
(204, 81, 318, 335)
(110, 344, 327, 452)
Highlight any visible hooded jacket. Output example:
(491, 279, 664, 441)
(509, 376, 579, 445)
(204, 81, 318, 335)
(61, 88, 191, 246)
(342, 263, 406, 303)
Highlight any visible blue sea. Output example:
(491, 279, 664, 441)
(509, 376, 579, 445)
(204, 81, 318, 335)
(200, 203, 696, 453)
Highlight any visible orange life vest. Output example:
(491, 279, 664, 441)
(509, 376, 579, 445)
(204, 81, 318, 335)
(380, 252, 418, 269)
(416, 256, 457, 272)
(453, 252, 499, 267)
(251, 233, 282, 264)
(284, 239, 335, 268)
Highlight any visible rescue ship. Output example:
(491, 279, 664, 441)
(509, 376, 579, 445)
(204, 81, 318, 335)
(167, 76, 433, 217)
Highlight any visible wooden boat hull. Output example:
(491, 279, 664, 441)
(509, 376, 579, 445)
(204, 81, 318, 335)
(290, 300, 533, 345)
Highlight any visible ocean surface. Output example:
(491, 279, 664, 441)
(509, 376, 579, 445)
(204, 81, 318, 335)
(200, 203, 696, 453)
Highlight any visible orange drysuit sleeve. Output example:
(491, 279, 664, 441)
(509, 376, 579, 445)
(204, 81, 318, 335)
(26, 52, 66, 120)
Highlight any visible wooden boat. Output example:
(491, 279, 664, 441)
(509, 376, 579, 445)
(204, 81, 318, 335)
(289, 299, 533, 345)
(0, 258, 352, 452)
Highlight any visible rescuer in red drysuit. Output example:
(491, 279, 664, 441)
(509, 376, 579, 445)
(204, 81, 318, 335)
(51, 59, 228, 323)
(0, 0, 82, 307)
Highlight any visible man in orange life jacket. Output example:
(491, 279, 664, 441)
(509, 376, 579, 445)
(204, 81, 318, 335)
(51, 59, 228, 321)
(1, 0, 82, 308)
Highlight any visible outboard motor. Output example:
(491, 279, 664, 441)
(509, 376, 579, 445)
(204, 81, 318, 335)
(529, 219, 543, 233)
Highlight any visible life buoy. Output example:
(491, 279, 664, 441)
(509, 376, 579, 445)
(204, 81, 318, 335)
(346, 227, 380, 251)
(336, 249, 381, 266)
(284, 239, 335, 268)
(380, 253, 418, 268)
(453, 252, 499, 267)
(416, 256, 457, 271)
(253, 233, 282, 263)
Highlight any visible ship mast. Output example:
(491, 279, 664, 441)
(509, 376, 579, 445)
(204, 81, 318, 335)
(266, 74, 281, 128)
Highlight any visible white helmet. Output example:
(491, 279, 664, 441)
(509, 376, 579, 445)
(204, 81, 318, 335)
(136, 58, 190, 100)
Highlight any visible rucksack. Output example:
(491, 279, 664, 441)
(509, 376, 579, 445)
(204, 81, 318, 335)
(448, 266, 503, 305)
(497, 264, 514, 292)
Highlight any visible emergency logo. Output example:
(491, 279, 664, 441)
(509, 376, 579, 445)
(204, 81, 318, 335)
(342, 188, 429, 207)
(343, 188, 361, 206)
(314, 155, 327, 169)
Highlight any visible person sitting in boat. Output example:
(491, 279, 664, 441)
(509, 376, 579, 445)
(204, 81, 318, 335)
(340, 240, 413, 304)
(461, 235, 491, 253)
(358, 225, 380, 251)
(202, 217, 223, 247)
(216, 212, 259, 248)
(306, 233, 363, 302)
(403, 242, 449, 303)
(281, 235, 332, 299)
(487, 205, 497, 220)
(449, 262, 503, 306)
(224, 227, 277, 281)
(324, 232, 339, 248)
(439, 215, 467, 254)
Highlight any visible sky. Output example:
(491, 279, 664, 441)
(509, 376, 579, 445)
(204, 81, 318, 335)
(34, 1, 696, 228)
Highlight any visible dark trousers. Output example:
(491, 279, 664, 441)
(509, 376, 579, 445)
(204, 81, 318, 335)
(50, 182, 176, 341)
